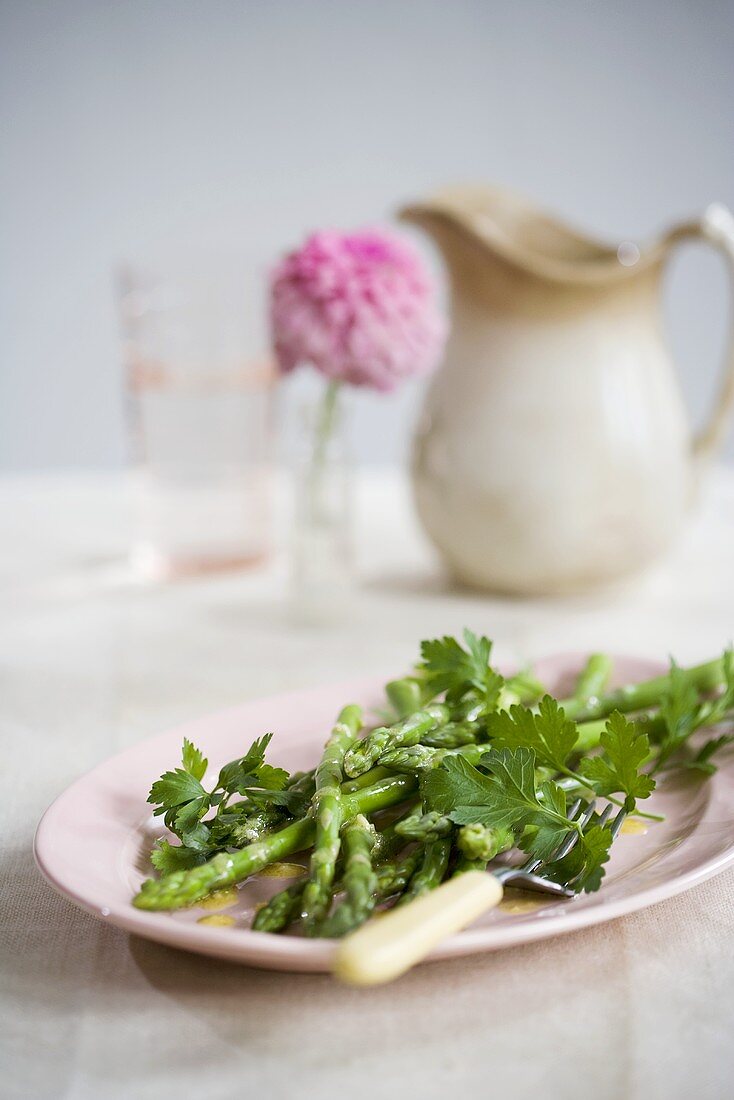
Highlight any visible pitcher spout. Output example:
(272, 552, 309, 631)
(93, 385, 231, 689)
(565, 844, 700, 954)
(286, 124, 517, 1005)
(399, 185, 663, 286)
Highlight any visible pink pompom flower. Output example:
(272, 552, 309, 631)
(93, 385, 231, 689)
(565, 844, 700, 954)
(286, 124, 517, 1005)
(270, 228, 446, 392)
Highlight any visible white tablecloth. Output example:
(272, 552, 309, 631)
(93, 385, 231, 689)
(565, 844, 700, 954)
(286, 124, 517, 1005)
(2, 469, 733, 1100)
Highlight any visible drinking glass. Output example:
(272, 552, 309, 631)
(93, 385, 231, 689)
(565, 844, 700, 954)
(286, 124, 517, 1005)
(117, 257, 274, 579)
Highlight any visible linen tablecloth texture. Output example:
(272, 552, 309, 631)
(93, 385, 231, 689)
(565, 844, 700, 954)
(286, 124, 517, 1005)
(2, 470, 733, 1100)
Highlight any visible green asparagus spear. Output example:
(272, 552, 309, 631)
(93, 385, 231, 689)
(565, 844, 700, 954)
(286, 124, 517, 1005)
(375, 848, 424, 899)
(344, 704, 450, 778)
(286, 769, 316, 792)
(386, 677, 430, 719)
(420, 722, 480, 749)
(395, 810, 454, 841)
(398, 837, 452, 904)
(457, 823, 514, 862)
(252, 878, 306, 933)
(320, 847, 425, 937)
(573, 654, 613, 705)
(133, 773, 417, 911)
(135, 817, 315, 912)
(380, 742, 485, 773)
(300, 705, 363, 933)
(317, 815, 377, 937)
(452, 855, 487, 875)
(341, 766, 393, 793)
(371, 808, 419, 859)
(504, 668, 546, 705)
(451, 825, 515, 876)
(290, 770, 318, 797)
(338, 815, 377, 913)
(560, 656, 725, 721)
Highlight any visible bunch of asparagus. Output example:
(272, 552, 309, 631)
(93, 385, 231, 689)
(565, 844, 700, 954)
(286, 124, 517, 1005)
(134, 633, 733, 955)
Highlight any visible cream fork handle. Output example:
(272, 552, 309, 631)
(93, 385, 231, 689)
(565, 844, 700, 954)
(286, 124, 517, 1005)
(332, 871, 503, 986)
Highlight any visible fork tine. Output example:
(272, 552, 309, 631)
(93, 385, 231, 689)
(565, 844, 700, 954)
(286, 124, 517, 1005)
(552, 799, 597, 862)
(597, 804, 614, 828)
(609, 805, 627, 838)
(549, 800, 613, 869)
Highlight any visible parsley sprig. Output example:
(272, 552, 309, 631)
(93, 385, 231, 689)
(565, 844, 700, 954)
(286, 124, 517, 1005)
(655, 650, 734, 774)
(421, 746, 614, 891)
(487, 697, 656, 812)
(418, 629, 505, 717)
(147, 733, 293, 872)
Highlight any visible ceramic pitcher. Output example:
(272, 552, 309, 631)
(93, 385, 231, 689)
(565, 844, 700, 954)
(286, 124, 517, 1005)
(400, 187, 734, 595)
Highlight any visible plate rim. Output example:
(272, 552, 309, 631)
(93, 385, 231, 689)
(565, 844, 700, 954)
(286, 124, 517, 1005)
(34, 654, 734, 972)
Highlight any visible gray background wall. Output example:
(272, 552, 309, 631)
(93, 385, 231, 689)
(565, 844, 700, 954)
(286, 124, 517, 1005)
(2, 0, 733, 470)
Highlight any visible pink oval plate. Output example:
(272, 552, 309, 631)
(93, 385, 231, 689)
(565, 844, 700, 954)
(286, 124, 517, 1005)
(34, 653, 734, 972)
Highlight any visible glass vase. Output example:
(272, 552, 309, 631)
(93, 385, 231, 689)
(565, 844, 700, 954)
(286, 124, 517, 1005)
(290, 383, 355, 623)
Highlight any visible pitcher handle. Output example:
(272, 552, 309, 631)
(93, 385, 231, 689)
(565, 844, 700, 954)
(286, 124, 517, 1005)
(662, 203, 734, 461)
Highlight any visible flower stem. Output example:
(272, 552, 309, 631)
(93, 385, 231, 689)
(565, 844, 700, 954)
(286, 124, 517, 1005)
(314, 379, 340, 468)
(308, 379, 341, 520)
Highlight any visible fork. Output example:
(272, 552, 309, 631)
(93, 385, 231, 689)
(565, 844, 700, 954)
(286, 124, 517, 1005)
(333, 799, 626, 985)
(493, 798, 619, 896)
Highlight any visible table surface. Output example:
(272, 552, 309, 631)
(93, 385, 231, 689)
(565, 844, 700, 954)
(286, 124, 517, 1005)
(3, 468, 734, 1100)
